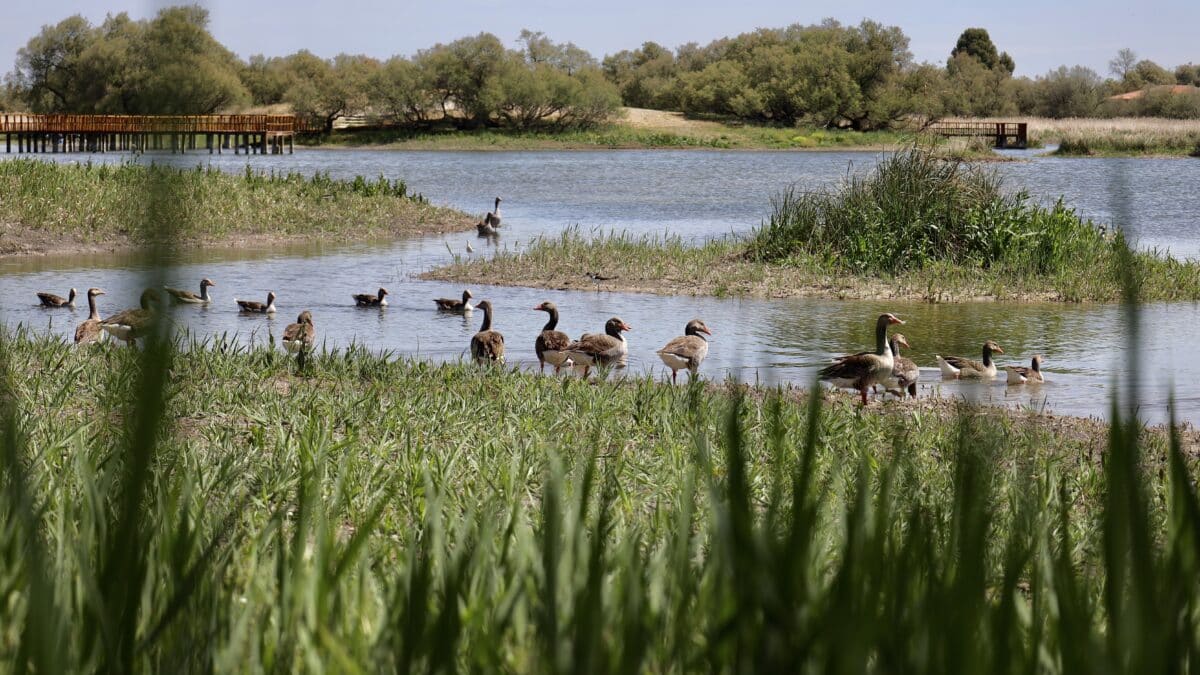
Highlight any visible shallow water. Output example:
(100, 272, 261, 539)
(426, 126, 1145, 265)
(2, 149, 1198, 423)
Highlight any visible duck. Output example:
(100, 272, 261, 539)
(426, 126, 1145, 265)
(937, 341, 1004, 379)
(282, 311, 316, 353)
(657, 319, 713, 384)
(469, 300, 505, 364)
(818, 313, 905, 405)
(434, 289, 474, 313)
(36, 287, 76, 308)
(73, 287, 107, 345)
(533, 301, 572, 374)
(164, 278, 215, 304)
(236, 291, 277, 314)
(882, 333, 919, 398)
(352, 287, 389, 307)
(1006, 355, 1045, 385)
(566, 317, 632, 377)
(100, 289, 161, 345)
(476, 221, 497, 237)
(484, 197, 502, 228)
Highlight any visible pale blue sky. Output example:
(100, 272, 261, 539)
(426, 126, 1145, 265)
(1, 0, 1195, 79)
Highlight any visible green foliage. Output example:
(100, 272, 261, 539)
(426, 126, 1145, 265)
(949, 27, 1014, 74)
(1031, 66, 1103, 118)
(1176, 63, 1200, 87)
(750, 146, 1112, 275)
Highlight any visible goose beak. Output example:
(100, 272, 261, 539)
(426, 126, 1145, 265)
(702, 327, 713, 336)
(623, 323, 633, 331)
(995, 345, 1005, 354)
(889, 316, 905, 325)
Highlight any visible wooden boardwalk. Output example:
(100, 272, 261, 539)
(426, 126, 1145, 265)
(0, 114, 313, 155)
(928, 121, 1028, 149)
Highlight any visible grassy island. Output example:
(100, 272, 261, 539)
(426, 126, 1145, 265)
(1, 326, 1198, 669)
(426, 147, 1200, 303)
(0, 160, 473, 257)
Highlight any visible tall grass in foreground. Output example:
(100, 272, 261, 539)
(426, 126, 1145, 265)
(0, 324, 1198, 670)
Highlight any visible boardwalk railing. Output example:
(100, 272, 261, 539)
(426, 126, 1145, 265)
(0, 113, 315, 155)
(928, 121, 1028, 149)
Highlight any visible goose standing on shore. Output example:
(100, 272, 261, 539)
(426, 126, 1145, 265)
(37, 288, 76, 308)
(434, 289, 474, 313)
(937, 341, 1004, 379)
(1006, 355, 1045, 385)
(819, 313, 905, 405)
(101, 289, 161, 345)
(236, 292, 277, 314)
(484, 197, 502, 228)
(73, 288, 107, 345)
(470, 300, 505, 364)
(353, 287, 389, 307)
(282, 311, 316, 353)
(883, 333, 919, 398)
(566, 317, 632, 377)
(165, 278, 215, 304)
(657, 319, 713, 384)
(533, 301, 571, 373)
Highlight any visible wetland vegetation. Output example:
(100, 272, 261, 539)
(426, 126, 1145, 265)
(0, 160, 471, 256)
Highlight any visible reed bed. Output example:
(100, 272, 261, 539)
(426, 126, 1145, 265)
(944, 116, 1200, 156)
(0, 322, 1196, 671)
(0, 160, 472, 253)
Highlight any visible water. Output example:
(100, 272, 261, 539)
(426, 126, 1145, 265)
(3, 149, 1199, 423)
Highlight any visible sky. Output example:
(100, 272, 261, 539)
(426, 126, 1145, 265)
(0, 0, 1196, 79)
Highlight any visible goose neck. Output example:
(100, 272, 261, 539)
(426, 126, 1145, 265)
(542, 307, 558, 332)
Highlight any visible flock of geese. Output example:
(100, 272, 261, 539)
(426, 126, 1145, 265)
(36, 282, 1043, 399)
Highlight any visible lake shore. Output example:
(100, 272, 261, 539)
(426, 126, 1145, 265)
(423, 232, 1200, 304)
(0, 160, 474, 258)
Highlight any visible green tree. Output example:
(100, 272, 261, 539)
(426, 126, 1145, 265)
(949, 28, 1013, 74)
(1108, 48, 1138, 80)
(601, 42, 680, 109)
(1035, 66, 1101, 117)
(369, 57, 438, 125)
(1176, 63, 1200, 86)
(284, 52, 376, 132)
(6, 15, 98, 112)
(943, 53, 1013, 116)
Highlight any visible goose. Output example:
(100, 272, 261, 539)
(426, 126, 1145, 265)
(476, 221, 497, 237)
(819, 313, 905, 405)
(657, 319, 713, 384)
(282, 311, 316, 353)
(37, 287, 76, 308)
(434, 289, 474, 313)
(236, 291, 277, 314)
(73, 287, 107, 345)
(100, 289, 161, 345)
(352, 287, 389, 307)
(469, 300, 505, 364)
(937, 341, 1004, 379)
(882, 333, 920, 398)
(466, 241, 475, 253)
(164, 278, 215, 304)
(533, 301, 572, 374)
(484, 197, 502, 228)
(1006, 355, 1045, 385)
(566, 317, 632, 377)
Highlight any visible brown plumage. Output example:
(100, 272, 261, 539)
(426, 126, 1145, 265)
(470, 300, 505, 364)
(352, 287, 389, 307)
(101, 289, 161, 345)
(657, 319, 712, 384)
(484, 197, 502, 228)
(434, 289, 474, 312)
(534, 301, 571, 373)
(883, 334, 920, 398)
(819, 313, 905, 405)
(282, 311, 316, 353)
(73, 287, 107, 345)
(566, 317, 632, 377)
(37, 288, 76, 308)
(937, 340, 1004, 379)
(1007, 355, 1045, 385)
(165, 278, 215, 304)
(236, 291, 277, 314)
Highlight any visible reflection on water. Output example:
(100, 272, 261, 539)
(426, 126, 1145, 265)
(2, 149, 1197, 423)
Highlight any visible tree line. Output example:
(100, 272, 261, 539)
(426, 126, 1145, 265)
(4, 6, 1199, 131)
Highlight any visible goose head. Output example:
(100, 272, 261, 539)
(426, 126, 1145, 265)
(267, 291, 277, 305)
(876, 313, 905, 328)
(87, 287, 106, 299)
(378, 287, 389, 298)
(296, 310, 314, 325)
(462, 289, 474, 302)
(983, 340, 1004, 356)
(534, 301, 558, 313)
(684, 319, 712, 339)
(605, 317, 632, 337)
(201, 278, 216, 289)
(68, 288, 78, 302)
(893, 333, 910, 350)
(1031, 354, 1044, 371)
(475, 299, 493, 312)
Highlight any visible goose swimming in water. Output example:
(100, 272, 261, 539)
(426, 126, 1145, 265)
(236, 292, 277, 314)
(566, 317, 632, 377)
(352, 287, 389, 307)
(1006, 355, 1045, 385)
(164, 278, 215, 304)
(101, 289, 161, 345)
(37, 288, 76, 308)
(434, 289, 474, 313)
(937, 341, 1004, 379)
(656, 319, 712, 384)
(282, 311, 316, 353)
